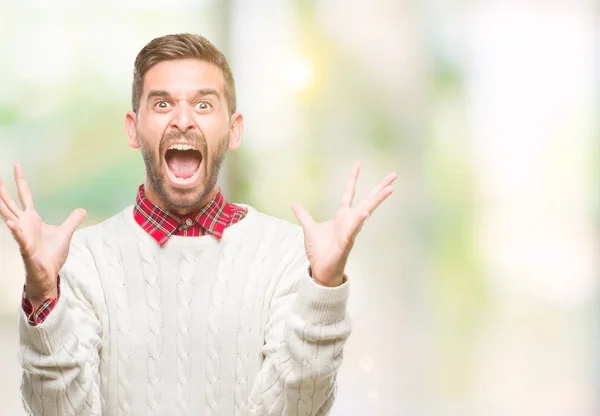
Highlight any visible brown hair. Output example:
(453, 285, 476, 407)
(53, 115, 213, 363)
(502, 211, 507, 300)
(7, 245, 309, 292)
(132, 33, 236, 114)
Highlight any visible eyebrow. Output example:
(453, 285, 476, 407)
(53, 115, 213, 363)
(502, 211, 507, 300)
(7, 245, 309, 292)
(146, 88, 221, 102)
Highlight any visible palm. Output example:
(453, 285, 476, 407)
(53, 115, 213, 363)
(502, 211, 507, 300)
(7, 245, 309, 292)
(18, 210, 72, 282)
(301, 207, 356, 279)
(0, 163, 86, 300)
(293, 163, 397, 286)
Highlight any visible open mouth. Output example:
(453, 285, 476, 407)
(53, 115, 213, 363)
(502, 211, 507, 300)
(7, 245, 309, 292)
(164, 143, 203, 185)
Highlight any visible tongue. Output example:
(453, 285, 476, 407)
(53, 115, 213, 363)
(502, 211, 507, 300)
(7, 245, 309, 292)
(166, 150, 201, 179)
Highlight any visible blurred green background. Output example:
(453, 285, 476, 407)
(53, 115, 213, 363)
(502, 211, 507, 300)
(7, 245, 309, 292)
(0, 1, 598, 415)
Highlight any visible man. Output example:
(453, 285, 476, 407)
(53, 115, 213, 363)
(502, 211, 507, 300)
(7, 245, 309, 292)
(0, 33, 396, 415)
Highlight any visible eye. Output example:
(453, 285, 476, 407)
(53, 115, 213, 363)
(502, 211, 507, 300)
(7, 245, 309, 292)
(195, 101, 213, 112)
(154, 100, 172, 110)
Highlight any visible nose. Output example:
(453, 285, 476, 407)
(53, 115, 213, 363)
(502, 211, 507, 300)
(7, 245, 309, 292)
(170, 103, 195, 132)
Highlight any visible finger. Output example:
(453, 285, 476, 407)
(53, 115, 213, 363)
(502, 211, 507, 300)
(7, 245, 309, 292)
(59, 208, 87, 237)
(344, 185, 394, 247)
(357, 172, 397, 211)
(340, 162, 361, 207)
(291, 204, 316, 231)
(344, 209, 371, 247)
(363, 185, 394, 216)
(0, 175, 22, 218)
(0, 197, 17, 222)
(14, 163, 35, 210)
(367, 172, 397, 200)
(6, 219, 31, 253)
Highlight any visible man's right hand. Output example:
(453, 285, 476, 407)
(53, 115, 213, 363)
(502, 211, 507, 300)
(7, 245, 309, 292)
(0, 163, 86, 310)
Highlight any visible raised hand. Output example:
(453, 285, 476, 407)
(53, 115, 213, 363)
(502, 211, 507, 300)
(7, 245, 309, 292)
(292, 162, 397, 287)
(0, 163, 87, 308)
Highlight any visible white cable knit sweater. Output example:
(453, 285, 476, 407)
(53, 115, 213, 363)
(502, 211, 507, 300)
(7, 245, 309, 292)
(17, 205, 351, 416)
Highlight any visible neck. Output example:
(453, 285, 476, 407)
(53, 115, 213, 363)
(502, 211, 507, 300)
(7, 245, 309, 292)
(143, 181, 219, 216)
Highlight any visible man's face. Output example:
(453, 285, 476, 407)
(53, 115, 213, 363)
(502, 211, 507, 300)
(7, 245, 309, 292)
(126, 58, 242, 214)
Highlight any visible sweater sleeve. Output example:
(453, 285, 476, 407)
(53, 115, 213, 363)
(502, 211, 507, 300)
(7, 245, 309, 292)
(247, 232, 352, 416)
(18, 237, 104, 416)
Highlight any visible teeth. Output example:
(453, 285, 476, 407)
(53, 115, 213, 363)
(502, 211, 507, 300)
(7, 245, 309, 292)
(168, 144, 198, 151)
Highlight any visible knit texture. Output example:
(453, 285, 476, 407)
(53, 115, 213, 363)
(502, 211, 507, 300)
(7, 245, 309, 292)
(18, 205, 351, 415)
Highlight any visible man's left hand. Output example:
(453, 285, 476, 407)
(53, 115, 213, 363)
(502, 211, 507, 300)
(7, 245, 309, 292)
(292, 162, 397, 287)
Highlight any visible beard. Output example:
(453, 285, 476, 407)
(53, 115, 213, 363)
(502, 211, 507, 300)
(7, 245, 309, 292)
(138, 128, 229, 214)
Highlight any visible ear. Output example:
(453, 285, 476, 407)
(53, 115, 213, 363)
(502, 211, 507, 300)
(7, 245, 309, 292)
(125, 111, 139, 149)
(228, 112, 244, 150)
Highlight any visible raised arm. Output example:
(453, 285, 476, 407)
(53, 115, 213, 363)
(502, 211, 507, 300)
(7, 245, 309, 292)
(1, 163, 103, 415)
(248, 163, 396, 415)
